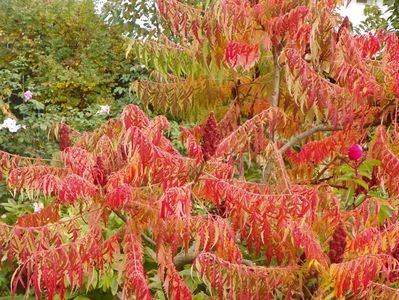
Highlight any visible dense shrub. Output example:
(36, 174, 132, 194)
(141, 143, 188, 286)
(0, 0, 148, 158)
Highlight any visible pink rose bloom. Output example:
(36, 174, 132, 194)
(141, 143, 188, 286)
(23, 90, 33, 101)
(348, 144, 363, 161)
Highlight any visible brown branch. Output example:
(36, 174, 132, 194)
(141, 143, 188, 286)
(271, 49, 281, 108)
(112, 209, 127, 222)
(363, 99, 396, 128)
(311, 156, 339, 184)
(173, 247, 255, 270)
(174, 247, 198, 270)
(112, 209, 156, 247)
(279, 124, 342, 155)
(140, 232, 156, 247)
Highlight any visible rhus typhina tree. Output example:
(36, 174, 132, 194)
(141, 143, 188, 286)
(2, 0, 399, 300)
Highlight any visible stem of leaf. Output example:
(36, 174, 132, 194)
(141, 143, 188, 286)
(112, 209, 156, 247)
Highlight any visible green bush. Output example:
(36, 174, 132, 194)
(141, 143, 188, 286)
(0, 0, 129, 110)
(0, 0, 148, 158)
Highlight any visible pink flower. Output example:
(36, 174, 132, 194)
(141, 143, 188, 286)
(23, 90, 33, 101)
(348, 144, 363, 160)
(97, 105, 110, 115)
(33, 202, 44, 213)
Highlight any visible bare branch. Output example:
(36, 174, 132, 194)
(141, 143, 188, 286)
(279, 124, 342, 155)
(271, 50, 281, 107)
(173, 246, 255, 270)
(112, 209, 156, 247)
(174, 248, 197, 270)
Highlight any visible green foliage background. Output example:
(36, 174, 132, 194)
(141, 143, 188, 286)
(0, 2, 147, 296)
(0, 0, 149, 158)
(357, 0, 399, 34)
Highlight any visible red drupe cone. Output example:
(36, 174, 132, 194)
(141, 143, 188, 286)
(328, 223, 347, 264)
(92, 157, 108, 187)
(59, 123, 71, 151)
(201, 112, 221, 161)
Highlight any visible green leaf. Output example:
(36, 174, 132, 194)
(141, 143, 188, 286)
(358, 159, 380, 179)
(73, 296, 90, 300)
(110, 273, 119, 295)
(193, 292, 208, 300)
(144, 246, 157, 263)
(345, 186, 355, 208)
(91, 269, 98, 289)
(378, 205, 392, 224)
(335, 164, 355, 175)
(354, 194, 366, 207)
(337, 175, 353, 182)
(353, 179, 369, 191)
(29, 99, 45, 110)
(0, 296, 36, 300)
(154, 291, 166, 300)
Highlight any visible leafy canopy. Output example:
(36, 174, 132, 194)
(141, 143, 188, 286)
(2, 0, 399, 299)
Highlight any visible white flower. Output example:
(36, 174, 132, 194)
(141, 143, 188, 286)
(97, 105, 110, 115)
(1, 214, 6, 219)
(0, 118, 22, 133)
(33, 202, 44, 213)
(2, 118, 17, 128)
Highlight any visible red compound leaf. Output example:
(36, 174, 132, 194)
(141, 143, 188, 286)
(105, 184, 134, 210)
(159, 185, 192, 219)
(58, 174, 97, 204)
(194, 253, 299, 299)
(121, 229, 153, 300)
(224, 41, 260, 70)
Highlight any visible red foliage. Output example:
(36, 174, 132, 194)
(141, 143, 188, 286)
(372, 126, 399, 195)
(59, 174, 97, 204)
(224, 41, 260, 70)
(159, 186, 192, 219)
(62, 147, 95, 180)
(194, 253, 299, 298)
(8, 166, 65, 196)
(292, 223, 328, 267)
(285, 130, 358, 164)
(3, 0, 399, 298)
(266, 6, 309, 47)
(180, 127, 203, 163)
(354, 32, 382, 59)
(16, 203, 60, 227)
(122, 230, 153, 299)
(106, 184, 134, 210)
(217, 100, 240, 138)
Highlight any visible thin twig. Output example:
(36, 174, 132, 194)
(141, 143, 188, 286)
(173, 246, 256, 270)
(112, 209, 156, 247)
(312, 156, 339, 184)
(112, 209, 127, 222)
(279, 124, 342, 155)
(141, 232, 156, 247)
(271, 49, 281, 108)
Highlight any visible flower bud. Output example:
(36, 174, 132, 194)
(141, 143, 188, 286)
(348, 144, 363, 161)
